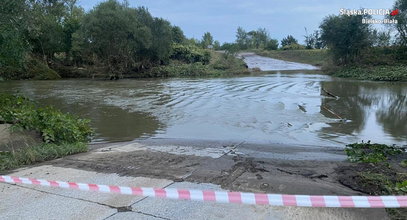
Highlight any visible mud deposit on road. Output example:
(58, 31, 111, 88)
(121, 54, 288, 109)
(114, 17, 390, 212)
(36, 141, 359, 196)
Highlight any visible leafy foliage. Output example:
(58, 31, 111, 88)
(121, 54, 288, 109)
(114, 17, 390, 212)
(234, 27, 279, 50)
(388, 0, 407, 45)
(371, 30, 392, 47)
(0, 0, 29, 75)
(201, 32, 214, 49)
(345, 142, 404, 163)
(0, 94, 92, 144)
(265, 39, 279, 50)
(281, 35, 298, 47)
(170, 44, 211, 64)
(333, 65, 407, 81)
(320, 14, 372, 64)
(304, 29, 325, 49)
(148, 51, 248, 77)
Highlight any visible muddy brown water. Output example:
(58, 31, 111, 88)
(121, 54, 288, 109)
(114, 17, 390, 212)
(1, 56, 406, 147)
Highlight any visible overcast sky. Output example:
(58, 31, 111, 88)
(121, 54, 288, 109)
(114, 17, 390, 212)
(77, 0, 395, 43)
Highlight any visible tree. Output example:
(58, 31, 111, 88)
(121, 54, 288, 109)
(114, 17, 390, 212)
(313, 30, 325, 49)
(73, 0, 153, 77)
(26, 0, 69, 62)
(0, 0, 28, 75)
(304, 29, 325, 49)
(213, 40, 221, 50)
(236, 27, 248, 49)
(371, 30, 391, 47)
(221, 43, 240, 55)
(62, 1, 85, 60)
(281, 35, 298, 47)
(201, 32, 214, 49)
(320, 14, 372, 64)
(149, 18, 173, 64)
(265, 39, 278, 50)
(389, 0, 407, 45)
(171, 26, 185, 44)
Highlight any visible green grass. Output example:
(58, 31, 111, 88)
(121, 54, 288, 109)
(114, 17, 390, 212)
(332, 65, 407, 81)
(345, 142, 404, 163)
(0, 142, 87, 171)
(254, 49, 329, 66)
(344, 142, 407, 219)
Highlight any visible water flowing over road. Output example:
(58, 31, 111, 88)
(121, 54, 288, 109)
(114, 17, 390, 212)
(238, 52, 320, 71)
(1, 56, 406, 147)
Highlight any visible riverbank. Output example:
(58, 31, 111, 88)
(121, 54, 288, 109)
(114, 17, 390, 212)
(253, 49, 407, 82)
(4, 50, 250, 81)
(143, 51, 250, 78)
(0, 94, 92, 171)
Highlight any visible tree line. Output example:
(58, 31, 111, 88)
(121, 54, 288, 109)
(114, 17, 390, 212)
(221, 0, 407, 66)
(1, 0, 406, 79)
(318, 0, 407, 65)
(0, 0, 224, 79)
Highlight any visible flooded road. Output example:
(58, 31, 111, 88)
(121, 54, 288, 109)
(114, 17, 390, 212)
(239, 52, 319, 71)
(1, 71, 406, 147)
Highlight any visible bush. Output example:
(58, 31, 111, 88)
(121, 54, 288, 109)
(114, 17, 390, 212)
(345, 142, 404, 163)
(333, 65, 407, 81)
(281, 43, 306, 50)
(211, 53, 246, 70)
(148, 62, 210, 77)
(170, 43, 211, 64)
(0, 94, 92, 144)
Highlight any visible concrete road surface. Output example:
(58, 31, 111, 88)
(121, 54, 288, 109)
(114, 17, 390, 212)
(0, 165, 387, 220)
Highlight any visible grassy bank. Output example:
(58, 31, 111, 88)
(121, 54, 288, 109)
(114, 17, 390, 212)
(338, 142, 406, 219)
(0, 94, 92, 172)
(0, 142, 87, 171)
(331, 65, 407, 81)
(254, 49, 329, 66)
(144, 51, 249, 78)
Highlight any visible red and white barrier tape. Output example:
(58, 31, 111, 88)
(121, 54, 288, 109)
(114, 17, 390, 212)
(1, 175, 406, 208)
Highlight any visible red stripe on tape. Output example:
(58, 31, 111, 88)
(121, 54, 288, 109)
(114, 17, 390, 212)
(88, 184, 99, 191)
(310, 196, 326, 207)
(203, 190, 216, 201)
(178, 189, 191, 200)
(367, 196, 384, 208)
(131, 187, 143, 196)
(109, 185, 121, 193)
(68, 182, 79, 189)
(254, 193, 269, 205)
(282, 195, 296, 206)
(228, 192, 242, 203)
(29, 178, 41, 185)
(338, 196, 355, 207)
(154, 188, 166, 198)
